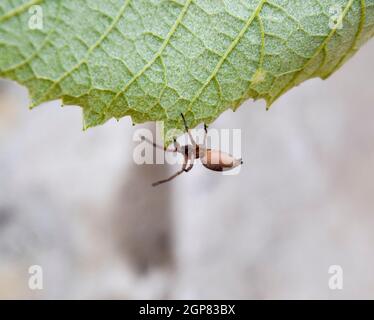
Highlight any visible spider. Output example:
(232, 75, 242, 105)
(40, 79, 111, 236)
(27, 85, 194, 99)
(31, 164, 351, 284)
(141, 114, 243, 186)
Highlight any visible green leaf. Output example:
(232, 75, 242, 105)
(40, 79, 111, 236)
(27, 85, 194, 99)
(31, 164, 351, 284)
(1, 0, 373, 142)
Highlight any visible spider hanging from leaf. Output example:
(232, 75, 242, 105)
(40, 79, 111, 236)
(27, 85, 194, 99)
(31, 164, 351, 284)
(141, 114, 243, 186)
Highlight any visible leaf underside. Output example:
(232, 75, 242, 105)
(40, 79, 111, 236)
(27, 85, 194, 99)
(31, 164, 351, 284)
(0, 0, 373, 143)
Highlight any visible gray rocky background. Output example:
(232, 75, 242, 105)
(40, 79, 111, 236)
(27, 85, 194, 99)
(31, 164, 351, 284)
(0, 40, 373, 299)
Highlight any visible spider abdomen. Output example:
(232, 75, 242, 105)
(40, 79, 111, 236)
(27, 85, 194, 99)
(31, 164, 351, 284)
(201, 149, 242, 172)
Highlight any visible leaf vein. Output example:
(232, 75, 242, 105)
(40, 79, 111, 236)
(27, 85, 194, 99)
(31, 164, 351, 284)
(2, 1, 62, 73)
(322, 0, 366, 78)
(0, 0, 42, 23)
(185, 0, 267, 118)
(269, 0, 356, 104)
(106, 0, 193, 112)
(32, 0, 132, 106)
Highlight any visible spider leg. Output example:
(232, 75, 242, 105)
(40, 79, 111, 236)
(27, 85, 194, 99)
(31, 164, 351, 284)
(141, 136, 178, 153)
(184, 161, 194, 173)
(184, 153, 195, 172)
(203, 123, 208, 147)
(172, 138, 181, 152)
(152, 157, 188, 187)
(181, 113, 197, 147)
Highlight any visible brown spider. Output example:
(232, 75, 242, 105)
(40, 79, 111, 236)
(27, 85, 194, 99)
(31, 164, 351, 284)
(141, 114, 243, 186)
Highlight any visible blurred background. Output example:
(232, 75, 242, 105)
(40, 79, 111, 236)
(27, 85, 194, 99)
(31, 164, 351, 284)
(0, 40, 373, 300)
